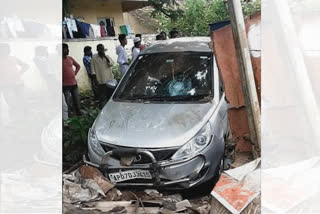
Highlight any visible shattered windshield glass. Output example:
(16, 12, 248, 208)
(115, 52, 213, 102)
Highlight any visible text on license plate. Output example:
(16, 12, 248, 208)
(108, 170, 152, 183)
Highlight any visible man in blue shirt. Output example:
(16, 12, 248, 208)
(83, 46, 98, 98)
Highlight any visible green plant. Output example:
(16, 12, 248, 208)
(148, 0, 184, 21)
(63, 107, 100, 164)
(154, 0, 261, 37)
(241, 0, 261, 15)
(112, 64, 122, 82)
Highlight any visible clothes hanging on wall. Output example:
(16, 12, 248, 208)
(100, 25, 107, 37)
(126, 25, 132, 35)
(106, 26, 115, 37)
(65, 18, 77, 32)
(90, 24, 101, 38)
(62, 21, 68, 39)
(73, 20, 86, 38)
(88, 26, 94, 38)
(65, 18, 75, 38)
(120, 25, 127, 35)
(77, 21, 91, 37)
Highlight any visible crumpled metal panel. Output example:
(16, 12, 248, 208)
(211, 12, 261, 152)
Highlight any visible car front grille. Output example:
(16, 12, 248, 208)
(100, 143, 177, 163)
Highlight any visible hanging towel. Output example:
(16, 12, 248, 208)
(65, 18, 78, 37)
(70, 18, 78, 32)
(100, 25, 107, 37)
(90, 24, 101, 38)
(120, 25, 128, 35)
(88, 26, 94, 38)
(62, 21, 68, 39)
(65, 18, 73, 38)
(107, 26, 115, 36)
(77, 21, 90, 37)
(126, 25, 132, 35)
(73, 20, 86, 38)
(63, 21, 72, 38)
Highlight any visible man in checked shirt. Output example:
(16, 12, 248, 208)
(83, 46, 98, 99)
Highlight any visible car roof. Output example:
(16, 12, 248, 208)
(142, 37, 212, 54)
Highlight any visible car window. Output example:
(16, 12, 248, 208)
(115, 52, 213, 102)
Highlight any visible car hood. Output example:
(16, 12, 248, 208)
(93, 100, 216, 148)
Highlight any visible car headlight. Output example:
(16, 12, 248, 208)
(88, 128, 105, 155)
(171, 123, 212, 160)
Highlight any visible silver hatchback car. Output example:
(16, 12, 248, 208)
(84, 37, 230, 190)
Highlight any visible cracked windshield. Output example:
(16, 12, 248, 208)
(116, 52, 212, 101)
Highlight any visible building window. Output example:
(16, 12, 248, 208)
(97, 17, 114, 27)
(97, 17, 115, 36)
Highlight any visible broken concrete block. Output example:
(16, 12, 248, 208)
(176, 200, 192, 212)
(79, 165, 114, 194)
(79, 165, 102, 179)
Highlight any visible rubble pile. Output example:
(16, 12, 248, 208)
(63, 165, 211, 214)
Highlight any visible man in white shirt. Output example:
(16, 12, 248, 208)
(116, 34, 129, 76)
(132, 37, 141, 61)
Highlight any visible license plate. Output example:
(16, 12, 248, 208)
(108, 170, 152, 183)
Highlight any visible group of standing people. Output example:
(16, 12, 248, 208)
(62, 33, 146, 117)
(156, 28, 179, 40)
(63, 42, 114, 115)
(116, 33, 146, 74)
(63, 29, 180, 117)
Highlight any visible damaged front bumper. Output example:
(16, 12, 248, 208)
(85, 138, 224, 189)
(83, 149, 205, 188)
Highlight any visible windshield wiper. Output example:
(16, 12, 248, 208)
(128, 95, 168, 101)
(164, 94, 213, 101)
(122, 94, 212, 101)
